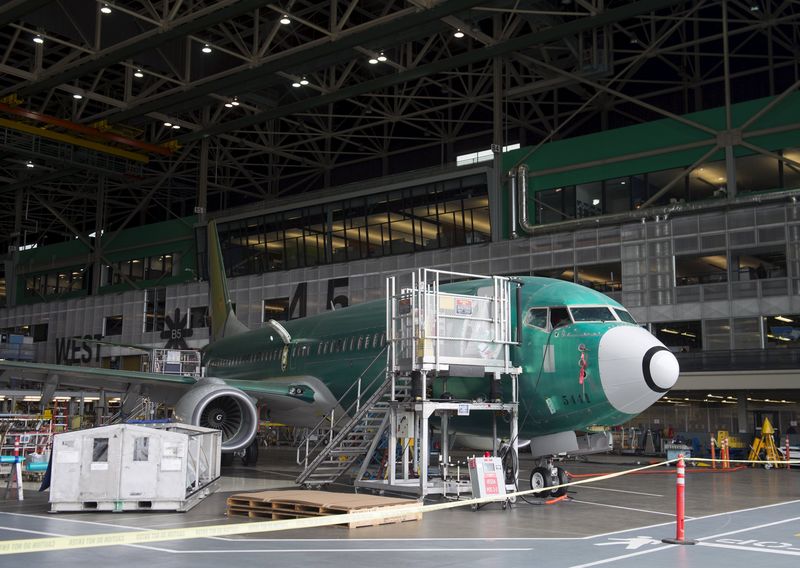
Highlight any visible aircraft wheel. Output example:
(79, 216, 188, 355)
(550, 467, 569, 497)
(529, 467, 551, 497)
(242, 441, 259, 466)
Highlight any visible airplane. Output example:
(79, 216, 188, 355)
(0, 221, 679, 495)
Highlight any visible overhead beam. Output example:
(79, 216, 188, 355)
(13, 0, 271, 97)
(0, 0, 53, 27)
(183, 0, 687, 142)
(104, 0, 486, 123)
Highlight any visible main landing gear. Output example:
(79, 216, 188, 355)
(220, 440, 260, 467)
(529, 459, 568, 498)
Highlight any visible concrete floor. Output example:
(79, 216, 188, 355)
(1, 447, 799, 567)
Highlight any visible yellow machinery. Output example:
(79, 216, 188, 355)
(747, 418, 782, 468)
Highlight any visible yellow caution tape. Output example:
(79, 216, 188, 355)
(1, 456, 798, 555)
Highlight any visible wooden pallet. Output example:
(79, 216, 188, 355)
(225, 489, 422, 528)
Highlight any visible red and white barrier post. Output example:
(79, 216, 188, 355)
(663, 454, 696, 545)
(786, 435, 791, 469)
(710, 434, 716, 469)
(722, 437, 730, 469)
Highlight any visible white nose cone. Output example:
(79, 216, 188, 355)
(598, 326, 679, 415)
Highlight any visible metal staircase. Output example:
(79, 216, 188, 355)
(296, 349, 410, 487)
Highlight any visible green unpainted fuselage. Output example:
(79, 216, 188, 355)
(204, 277, 639, 438)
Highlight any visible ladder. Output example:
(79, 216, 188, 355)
(296, 362, 410, 487)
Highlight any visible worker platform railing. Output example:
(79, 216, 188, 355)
(387, 269, 518, 377)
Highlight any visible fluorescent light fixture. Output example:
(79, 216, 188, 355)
(300, 77, 309, 85)
(453, 29, 464, 38)
(377, 52, 387, 62)
(660, 328, 679, 334)
(33, 35, 44, 44)
(292, 81, 301, 88)
(224, 102, 233, 108)
(172, 124, 180, 129)
(101, 3, 112, 14)
(368, 57, 378, 64)
(134, 68, 144, 78)
(775, 315, 793, 323)
(73, 93, 83, 99)
(202, 43, 212, 54)
(680, 332, 696, 338)
(163, 121, 172, 127)
(280, 14, 291, 25)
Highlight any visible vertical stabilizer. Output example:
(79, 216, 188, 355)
(207, 220, 249, 342)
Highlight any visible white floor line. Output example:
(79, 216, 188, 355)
(0, 526, 65, 537)
(145, 517, 230, 529)
(696, 515, 800, 541)
(115, 546, 536, 554)
(577, 486, 663, 497)
(698, 542, 800, 556)
(0, 511, 146, 531)
(569, 499, 681, 518)
(567, 508, 800, 567)
(568, 545, 677, 568)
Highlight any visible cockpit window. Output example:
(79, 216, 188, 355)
(525, 308, 548, 329)
(550, 307, 571, 328)
(570, 306, 615, 322)
(614, 308, 637, 324)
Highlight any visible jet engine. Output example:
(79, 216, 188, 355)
(174, 378, 258, 452)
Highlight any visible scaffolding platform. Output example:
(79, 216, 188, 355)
(354, 269, 521, 498)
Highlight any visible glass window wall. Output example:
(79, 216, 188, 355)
(213, 175, 490, 278)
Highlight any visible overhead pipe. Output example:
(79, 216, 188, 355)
(513, 164, 800, 237)
(508, 169, 518, 239)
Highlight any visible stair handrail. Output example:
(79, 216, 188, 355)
(296, 345, 388, 467)
(295, 370, 404, 485)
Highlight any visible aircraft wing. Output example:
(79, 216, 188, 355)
(0, 359, 311, 404)
(0, 359, 196, 388)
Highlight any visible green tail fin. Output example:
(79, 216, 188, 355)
(207, 220, 249, 342)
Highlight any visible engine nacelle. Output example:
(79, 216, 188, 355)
(175, 378, 258, 452)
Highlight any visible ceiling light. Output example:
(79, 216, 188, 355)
(280, 14, 291, 25)
(292, 81, 301, 88)
(750, 4, 760, 11)
(453, 29, 465, 39)
(224, 102, 233, 108)
(72, 93, 83, 99)
(592, 198, 601, 206)
(377, 52, 387, 62)
(163, 121, 172, 127)
(231, 97, 240, 106)
(33, 35, 44, 44)
(100, 3, 112, 14)
(775, 315, 793, 323)
(172, 124, 180, 129)
(134, 68, 144, 78)
(368, 57, 378, 64)
(202, 43, 212, 54)
(299, 77, 309, 85)
(26, 160, 34, 168)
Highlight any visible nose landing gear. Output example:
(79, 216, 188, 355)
(529, 459, 568, 498)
